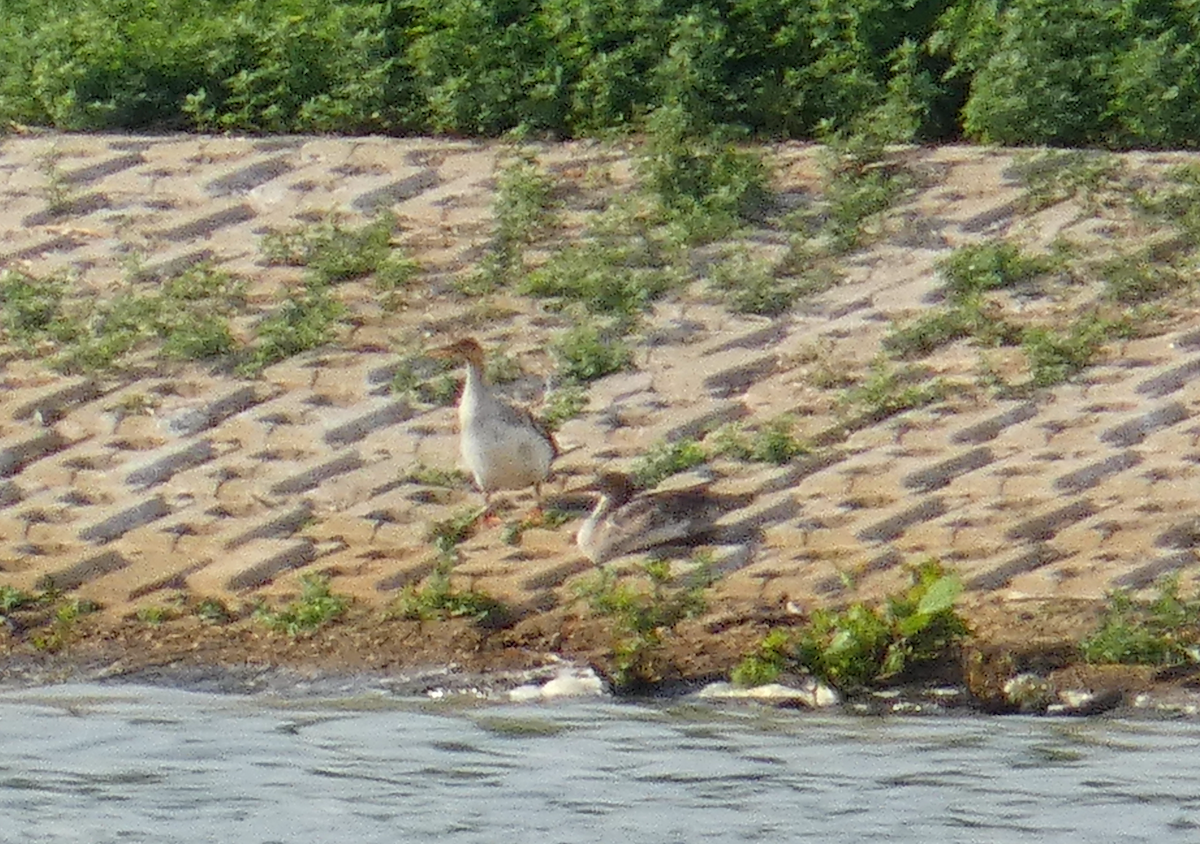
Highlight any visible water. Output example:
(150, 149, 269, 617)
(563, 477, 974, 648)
(2, 683, 1200, 844)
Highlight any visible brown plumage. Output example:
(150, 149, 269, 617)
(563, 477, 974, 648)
(429, 337, 557, 505)
(576, 471, 725, 564)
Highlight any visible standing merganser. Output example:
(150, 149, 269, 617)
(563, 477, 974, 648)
(430, 337, 557, 506)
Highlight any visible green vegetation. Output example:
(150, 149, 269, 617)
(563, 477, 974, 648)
(0, 263, 248, 373)
(195, 597, 233, 624)
(0, 585, 39, 616)
(841, 360, 945, 422)
(31, 598, 100, 653)
(575, 557, 712, 691)
(630, 438, 707, 489)
(237, 280, 346, 376)
(1081, 576, 1200, 666)
(6, 0, 1200, 148)
(403, 464, 472, 489)
(135, 605, 178, 626)
(253, 574, 350, 636)
(263, 213, 417, 290)
(501, 507, 574, 546)
(551, 323, 632, 383)
(811, 133, 918, 254)
(390, 351, 460, 407)
(1009, 150, 1125, 212)
(540, 383, 589, 431)
(425, 508, 485, 555)
(709, 417, 809, 465)
(732, 559, 970, 691)
(391, 560, 510, 627)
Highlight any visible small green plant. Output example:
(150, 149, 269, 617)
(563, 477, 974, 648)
(0, 585, 38, 616)
(1135, 164, 1200, 240)
(1009, 150, 1125, 212)
(841, 360, 944, 421)
(195, 597, 233, 624)
(39, 149, 73, 215)
(551, 324, 632, 383)
(467, 154, 558, 291)
(1099, 254, 1189, 304)
(501, 507, 573, 545)
(237, 282, 346, 375)
(391, 561, 510, 627)
(253, 574, 350, 636)
(709, 417, 809, 465)
(732, 559, 970, 691)
(539, 383, 589, 431)
(390, 351, 460, 406)
(636, 105, 772, 244)
(262, 212, 415, 288)
(575, 556, 713, 690)
(938, 240, 1056, 300)
(136, 605, 177, 626)
(0, 271, 71, 345)
(630, 437, 707, 489)
(1081, 576, 1200, 666)
(1021, 313, 1129, 388)
(811, 132, 916, 254)
(519, 241, 676, 317)
(709, 252, 802, 317)
(403, 464, 472, 488)
(30, 597, 100, 653)
(425, 508, 485, 555)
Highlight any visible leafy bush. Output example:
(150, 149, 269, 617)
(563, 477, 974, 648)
(576, 557, 712, 690)
(1081, 576, 1200, 666)
(733, 559, 970, 691)
(253, 573, 350, 636)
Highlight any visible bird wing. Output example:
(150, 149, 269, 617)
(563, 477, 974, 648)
(492, 396, 559, 457)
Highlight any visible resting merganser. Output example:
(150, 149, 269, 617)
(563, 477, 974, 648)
(576, 471, 722, 564)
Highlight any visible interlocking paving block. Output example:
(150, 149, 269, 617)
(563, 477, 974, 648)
(1176, 328, 1200, 351)
(1136, 357, 1200, 398)
(1099, 402, 1191, 447)
(78, 496, 170, 544)
(950, 401, 1040, 445)
(153, 203, 256, 242)
(0, 430, 66, 477)
(187, 538, 317, 593)
(1005, 500, 1098, 543)
(856, 497, 949, 543)
(268, 450, 365, 496)
(1053, 450, 1143, 493)
(1155, 518, 1200, 550)
(663, 401, 750, 443)
(222, 502, 314, 550)
(323, 397, 414, 447)
(352, 170, 440, 212)
(6, 377, 101, 422)
(0, 481, 21, 508)
(714, 491, 800, 542)
(966, 544, 1063, 591)
(22, 193, 111, 227)
(206, 156, 293, 196)
(902, 448, 994, 493)
(703, 355, 778, 398)
(124, 439, 216, 488)
(61, 152, 145, 184)
(42, 549, 130, 591)
(1112, 551, 1197, 590)
(160, 385, 264, 436)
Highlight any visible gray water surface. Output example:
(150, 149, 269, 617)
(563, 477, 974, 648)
(1, 684, 1198, 843)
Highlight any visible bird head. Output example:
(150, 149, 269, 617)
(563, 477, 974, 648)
(429, 337, 486, 369)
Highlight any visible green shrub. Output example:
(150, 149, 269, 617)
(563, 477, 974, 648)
(733, 559, 970, 691)
(253, 573, 350, 636)
(1081, 576, 1200, 666)
(576, 557, 712, 690)
(551, 323, 632, 382)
